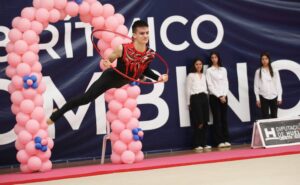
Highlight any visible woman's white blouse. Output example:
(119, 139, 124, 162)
(206, 66, 229, 97)
(254, 67, 282, 101)
(186, 73, 208, 105)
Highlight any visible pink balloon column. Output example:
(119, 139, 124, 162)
(105, 84, 144, 164)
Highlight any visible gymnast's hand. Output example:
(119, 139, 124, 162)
(159, 74, 168, 82)
(103, 59, 113, 68)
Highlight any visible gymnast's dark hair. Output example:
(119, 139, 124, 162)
(190, 58, 204, 73)
(132, 20, 148, 33)
(259, 52, 274, 78)
(209, 51, 222, 67)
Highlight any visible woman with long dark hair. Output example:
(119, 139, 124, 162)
(254, 52, 282, 119)
(206, 51, 230, 148)
(186, 58, 211, 151)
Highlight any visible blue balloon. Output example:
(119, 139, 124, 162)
(35, 143, 42, 150)
(23, 75, 30, 83)
(23, 83, 30, 89)
(137, 128, 142, 132)
(133, 135, 140, 141)
(34, 136, 42, 143)
(139, 136, 143, 140)
(32, 82, 38, 89)
(75, 0, 83, 4)
(30, 75, 37, 82)
(132, 128, 139, 135)
(41, 145, 48, 152)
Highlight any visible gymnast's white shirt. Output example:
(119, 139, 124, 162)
(206, 66, 229, 97)
(186, 73, 208, 105)
(254, 67, 282, 101)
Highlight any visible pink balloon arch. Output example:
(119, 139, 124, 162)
(5, 0, 144, 173)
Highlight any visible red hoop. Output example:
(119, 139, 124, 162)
(91, 29, 169, 85)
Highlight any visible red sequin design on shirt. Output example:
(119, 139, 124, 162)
(122, 43, 155, 79)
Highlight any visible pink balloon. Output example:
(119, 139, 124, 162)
(29, 43, 40, 53)
(102, 31, 115, 43)
(14, 124, 25, 135)
(16, 63, 31, 76)
(6, 42, 14, 53)
(32, 0, 41, 8)
(33, 94, 44, 107)
(15, 139, 25, 150)
(105, 16, 119, 31)
(7, 52, 22, 67)
(31, 107, 45, 122)
(25, 119, 40, 134)
(65, 2, 79, 17)
(111, 119, 125, 134)
(102, 4, 115, 18)
(79, 14, 92, 23)
(135, 151, 144, 162)
(5, 66, 17, 78)
(21, 7, 36, 21)
(32, 62, 42, 73)
(109, 132, 119, 142)
(54, 0, 67, 10)
(103, 48, 113, 60)
(90, 2, 103, 17)
(17, 18, 31, 33)
(108, 100, 123, 114)
(25, 141, 38, 155)
(18, 130, 32, 145)
(34, 129, 48, 139)
(40, 121, 48, 130)
(31, 21, 44, 35)
(120, 129, 133, 143)
(132, 108, 141, 119)
(111, 152, 122, 164)
(22, 51, 38, 66)
(8, 29, 23, 43)
(114, 14, 125, 25)
(20, 99, 35, 114)
(41, 139, 48, 146)
(97, 39, 110, 52)
(11, 104, 21, 115)
(138, 131, 144, 137)
(49, 9, 61, 23)
(8, 83, 17, 94)
(23, 30, 38, 45)
(22, 88, 37, 100)
(27, 156, 42, 171)
(114, 89, 128, 103)
(124, 98, 137, 110)
(92, 16, 105, 29)
(111, 36, 124, 50)
(116, 25, 129, 35)
(35, 8, 50, 23)
(11, 91, 24, 105)
(47, 138, 54, 149)
(104, 92, 114, 102)
(126, 118, 139, 130)
(17, 150, 30, 164)
(121, 150, 135, 164)
(39, 0, 54, 10)
(14, 40, 28, 55)
(37, 149, 51, 161)
(85, 0, 97, 4)
(127, 86, 141, 99)
(12, 17, 21, 29)
(128, 141, 142, 153)
(118, 108, 132, 123)
(16, 112, 30, 126)
(37, 80, 47, 94)
(79, 1, 90, 15)
(59, 10, 67, 20)
(40, 160, 52, 172)
(20, 164, 32, 173)
(106, 88, 116, 95)
(106, 110, 117, 122)
(113, 140, 127, 154)
(11, 75, 23, 89)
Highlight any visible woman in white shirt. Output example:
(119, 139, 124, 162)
(206, 52, 230, 148)
(254, 52, 282, 119)
(186, 58, 211, 151)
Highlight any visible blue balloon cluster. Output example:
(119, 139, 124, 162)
(74, 0, 83, 4)
(132, 128, 143, 141)
(130, 81, 140, 86)
(23, 75, 38, 89)
(34, 136, 47, 152)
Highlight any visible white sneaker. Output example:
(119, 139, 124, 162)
(204, 145, 212, 150)
(194, 146, 203, 151)
(218, 143, 226, 148)
(224, 142, 231, 147)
